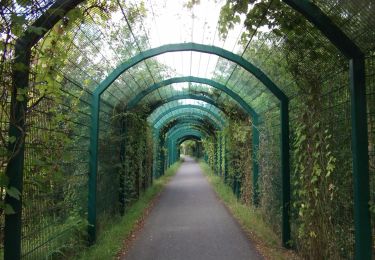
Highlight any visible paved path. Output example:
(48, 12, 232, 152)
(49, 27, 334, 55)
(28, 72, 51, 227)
(125, 158, 263, 260)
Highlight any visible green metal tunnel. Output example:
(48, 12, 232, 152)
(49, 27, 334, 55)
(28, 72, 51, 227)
(1, 0, 373, 259)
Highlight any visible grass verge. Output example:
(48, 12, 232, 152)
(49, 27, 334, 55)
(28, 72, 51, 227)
(199, 161, 299, 260)
(76, 162, 182, 260)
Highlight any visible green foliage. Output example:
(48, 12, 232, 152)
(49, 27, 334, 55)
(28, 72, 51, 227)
(180, 140, 196, 156)
(202, 103, 253, 204)
(112, 107, 153, 209)
(225, 118, 252, 202)
(257, 112, 282, 234)
(0, 0, 148, 257)
(290, 83, 354, 258)
(217, 1, 359, 258)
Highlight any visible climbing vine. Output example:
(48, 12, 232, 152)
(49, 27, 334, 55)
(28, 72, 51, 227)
(202, 103, 254, 204)
(0, 0, 148, 257)
(113, 106, 153, 210)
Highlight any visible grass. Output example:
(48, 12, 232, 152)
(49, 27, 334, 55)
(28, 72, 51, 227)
(199, 161, 299, 260)
(76, 162, 182, 260)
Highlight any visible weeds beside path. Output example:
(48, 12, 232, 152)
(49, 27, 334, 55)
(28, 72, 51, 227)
(199, 161, 300, 260)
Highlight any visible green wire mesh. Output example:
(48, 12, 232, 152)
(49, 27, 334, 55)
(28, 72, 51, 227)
(21, 49, 93, 258)
(0, 0, 375, 258)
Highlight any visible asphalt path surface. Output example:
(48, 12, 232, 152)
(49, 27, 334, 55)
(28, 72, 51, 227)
(125, 157, 263, 260)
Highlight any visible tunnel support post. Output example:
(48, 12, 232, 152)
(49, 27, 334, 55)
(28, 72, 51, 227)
(174, 141, 179, 163)
(170, 140, 173, 165)
(167, 139, 170, 167)
(214, 140, 218, 175)
(4, 1, 85, 257)
(170, 141, 176, 166)
(350, 56, 371, 259)
(173, 141, 177, 164)
(167, 140, 171, 167)
(172, 140, 175, 164)
(173, 141, 176, 164)
(169, 140, 174, 166)
(4, 39, 30, 260)
(151, 130, 157, 178)
(160, 138, 165, 176)
(88, 94, 100, 244)
(153, 135, 158, 178)
(156, 138, 161, 178)
(177, 142, 180, 162)
(219, 133, 222, 177)
(252, 116, 260, 206)
(119, 118, 127, 215)
(281, 100, 291, 248)
(164, 139, 168, 173)
(224, 136, 228, 184)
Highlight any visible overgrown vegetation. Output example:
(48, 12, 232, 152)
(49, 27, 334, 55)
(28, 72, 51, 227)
(0, 0, 374, 259)
(180, 139, 203, 158)
(96, 104, 154, 234)
(202, 103, 253, 202)
(0, 1, 154, 257)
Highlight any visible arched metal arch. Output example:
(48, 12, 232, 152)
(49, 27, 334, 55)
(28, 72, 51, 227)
(166, 123, 214, 140)
(151, 105, 226, 128)
(155, 113, 223, 133)
(167, 127, 208, 142)
(167, 129, 206, 147)
(167, 126, 209, 142)
(128, 76, 258, 118)
(93, 43, 286, 99)
(147, 94, 252, 122)
(156, 113, 223, 133)
(151, 103, 226, 124)
(154, 109, 225, 130)
(148, 94, 219, 111)
(177, 135, 202, 146)
(144, 96, 225, 139)
(147, 95, 232, 132)
(161, 117, 221, 130)
(162, 120, 218, 138)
